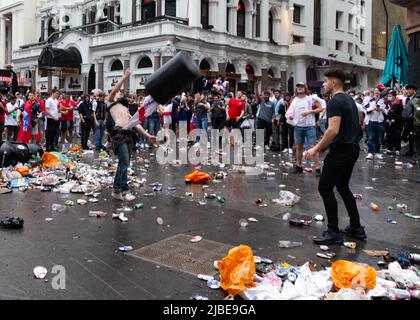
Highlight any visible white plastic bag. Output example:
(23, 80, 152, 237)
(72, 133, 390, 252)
(272, 191, 301, 207)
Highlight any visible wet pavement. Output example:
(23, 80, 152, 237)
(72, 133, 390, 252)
(0, 146, 419, 300)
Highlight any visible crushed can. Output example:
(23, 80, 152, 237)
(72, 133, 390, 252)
(118, 246, 133, 252)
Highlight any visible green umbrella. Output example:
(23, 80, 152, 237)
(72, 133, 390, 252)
(381, 25, 409, 87)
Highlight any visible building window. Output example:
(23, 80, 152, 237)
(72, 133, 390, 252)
(313, 0, 321, 45)
(245, 65, 254, 75)
(269, 11, 274, 43)
(256, 3, 260, 38)
(360, 28, 365, 42)
(111, 60, 124, 71)
(142, 0, 156, 21)
(165, 0, 176, 17)
(226, 63, 235, 74)
(226, 6, 229, 31)
(201, 0, 209, 29)
(293, 35, 304, 44)
(237, 0, 245, 37)
(336, 40, 343, 51)
(293, 5, 302, 24)
(200, 59, 211, 71)
(348, 14, 354, 33)
(138, 56, 153, 69)
(336, 11, 343, 30)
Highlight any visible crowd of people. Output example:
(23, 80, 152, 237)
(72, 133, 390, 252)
(1, 79, 419, 170)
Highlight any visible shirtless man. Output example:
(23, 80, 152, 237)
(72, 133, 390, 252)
(108, 69, 156, 201)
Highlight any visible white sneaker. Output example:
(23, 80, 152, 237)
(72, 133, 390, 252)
(123, 192, 136, 201)
(395, 151, 400, 156)
(194, 142, 200, 148)
(288, 148, 293, 154)
(375, 154, 384, 160)
(282, 149, 289, 153)
(265, 145, 270, 150)
(140, 143, 145, 149)
(366, 153, 374, 160)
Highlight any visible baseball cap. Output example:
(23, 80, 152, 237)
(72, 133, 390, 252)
(296, 82, 306, 87)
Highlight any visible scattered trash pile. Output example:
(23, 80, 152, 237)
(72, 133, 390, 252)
(196, 245, 420, 300)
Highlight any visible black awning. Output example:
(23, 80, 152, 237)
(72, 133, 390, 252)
(38, 47, 82, 76)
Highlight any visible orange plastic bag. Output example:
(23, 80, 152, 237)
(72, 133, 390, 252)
(15, 167, 30, 176)
(41, 152, 62, 169)
(217, 245, 256, 296)
(184, 170, 211, 184)
(331, 260, 376, 290)
(69, 145, 82, 152)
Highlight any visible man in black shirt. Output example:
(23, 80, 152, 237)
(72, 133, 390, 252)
(306, 69, 366, 245)
(78, 95, 94, 150)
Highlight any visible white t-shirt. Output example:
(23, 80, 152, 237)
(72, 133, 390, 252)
(45, 97, 60, 119)
(286, 96, 315, 127)
(5, 102, 19, 126)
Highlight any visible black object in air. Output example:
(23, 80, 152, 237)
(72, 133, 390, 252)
(0, 217, 24, 229)
(0, 142, 44, 168)
(145, 51, 200, 105)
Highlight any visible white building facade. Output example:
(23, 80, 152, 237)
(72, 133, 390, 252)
(1, 0, 385, 95)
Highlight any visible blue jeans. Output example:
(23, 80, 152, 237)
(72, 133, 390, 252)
(294, 126, 317, 146)
(195, 117, 209, 143)
(95, 120, 105, 148)
(113, 143, 130, 193)
(368, 122, 385, 154)
(148, 118, 160, 137)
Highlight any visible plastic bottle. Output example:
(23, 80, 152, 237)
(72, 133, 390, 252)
(282, 213, 291, 221)
(278, 241, 303, 248)
(51, 203, 66, 213)
(88, 211, 108, 218)
(239, 219, 249, 228)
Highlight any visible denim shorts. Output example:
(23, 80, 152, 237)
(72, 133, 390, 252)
(295, 126, 317, 145)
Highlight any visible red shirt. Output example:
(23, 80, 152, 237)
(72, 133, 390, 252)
(0, 100, 6, 123)
(227, 98, 245, 119)
(59, 99, 75, 121)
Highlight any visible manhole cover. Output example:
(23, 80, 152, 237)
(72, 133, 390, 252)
(128, 234, 233, 276)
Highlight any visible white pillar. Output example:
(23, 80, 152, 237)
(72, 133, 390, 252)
(273, 17, 281, 44)
(228, 5, 237, 35)
(295, 58, 307, 84)
(216, 0, 227, 32)
(260, 0, 269, 42)
(279, 3, 290, 46)
(245, 11, 253, 39)
(208, 0, 218, 29)
(188, 0, 201, 27)
(0, 16, 5, 68)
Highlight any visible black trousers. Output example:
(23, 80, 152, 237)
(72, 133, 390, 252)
(281, 122, 294, 150)
(81, 121, 93, 149)
(386, 124, 402, 151)
(256, 118, 272, 146)
(46, 118, 58, 151)
(318, 144, 361, 232)
(5, 125, 19, 142)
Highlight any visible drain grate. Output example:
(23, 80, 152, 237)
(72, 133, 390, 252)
(128, 234, 233, 276)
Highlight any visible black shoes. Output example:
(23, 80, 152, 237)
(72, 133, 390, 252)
(292, 165, 303, 174)
(315, 169, 321, 177)
(313, 230, 344, 245)
(342, 225, 367, 240)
